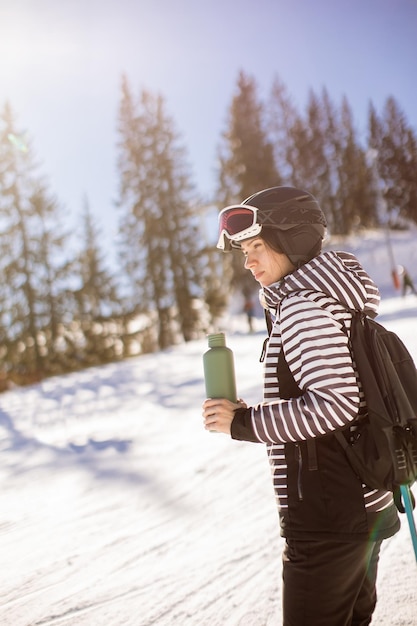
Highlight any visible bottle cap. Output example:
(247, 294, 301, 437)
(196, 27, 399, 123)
(207, 332, 226, 347)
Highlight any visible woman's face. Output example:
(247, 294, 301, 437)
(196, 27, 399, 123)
(241, 236, 295, 287)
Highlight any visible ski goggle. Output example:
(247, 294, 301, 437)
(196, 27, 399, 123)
(216, 205, 262, 250)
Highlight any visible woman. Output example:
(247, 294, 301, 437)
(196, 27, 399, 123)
(202, 186, 400, 626)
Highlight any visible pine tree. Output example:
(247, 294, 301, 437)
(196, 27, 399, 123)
(217, 71, 280, 293)
(0, 102, 74, 380)
(269, 85, 335, 230)
(116, 77, 203, 349)
(315, 88, 340, 233)
(370, 97, 417, 225)
(403, 129, 417, 223)
(75, 196, 120, 320)
(270, 86, 377, 235)
(336, 96, 377, 232)
(292, 91, 332, 199)
(218, 71, 280, 207)
(268, 75, 303, 184)
(70, 197, 123, 365)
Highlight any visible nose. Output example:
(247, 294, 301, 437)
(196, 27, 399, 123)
(244, 252, 255, 270)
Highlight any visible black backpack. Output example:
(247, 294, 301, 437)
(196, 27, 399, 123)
(266, 307, 417, 512)
(333, 311, 417, 510)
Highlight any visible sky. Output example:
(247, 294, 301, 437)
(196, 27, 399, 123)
(1, 0, 417, 249)
(0, 230, 416, 624)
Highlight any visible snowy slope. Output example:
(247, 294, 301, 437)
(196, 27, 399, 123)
(0, 230, 417, 626)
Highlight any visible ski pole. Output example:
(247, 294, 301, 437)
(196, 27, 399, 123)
(400, 485, 417, 562)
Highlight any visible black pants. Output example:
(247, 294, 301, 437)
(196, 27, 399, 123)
(282, 538, 382, 626)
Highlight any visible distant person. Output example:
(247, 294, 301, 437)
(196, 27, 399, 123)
(243, 297, 255, 333)
(203, 186, 400, 626)
(399, 266, 417, 297)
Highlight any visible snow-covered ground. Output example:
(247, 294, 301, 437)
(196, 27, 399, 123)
(1, 230, 417, 625)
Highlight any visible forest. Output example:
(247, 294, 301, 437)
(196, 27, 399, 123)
(1, 70, 417, 388)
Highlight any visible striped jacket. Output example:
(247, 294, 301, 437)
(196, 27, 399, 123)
(232, 251, 400, 541)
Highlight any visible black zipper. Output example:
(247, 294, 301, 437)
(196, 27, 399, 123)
(295, 444, 303, 500)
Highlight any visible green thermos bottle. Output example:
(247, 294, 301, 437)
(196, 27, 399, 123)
(203, 332, 237, 402)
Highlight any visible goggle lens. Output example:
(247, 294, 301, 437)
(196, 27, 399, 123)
(217, 205, 262, 249)
(218, 207, 256, 235)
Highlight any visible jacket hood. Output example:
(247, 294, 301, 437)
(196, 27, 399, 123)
(261, 250, 380, 317)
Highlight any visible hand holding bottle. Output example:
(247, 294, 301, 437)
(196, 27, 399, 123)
(202, 397, 247, 434)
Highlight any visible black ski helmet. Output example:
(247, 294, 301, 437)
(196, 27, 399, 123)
(218, 186, 327, 268)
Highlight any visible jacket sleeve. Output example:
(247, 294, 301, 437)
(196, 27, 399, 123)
(250, 295, 361, 444)
(231, 407, 259, 442)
